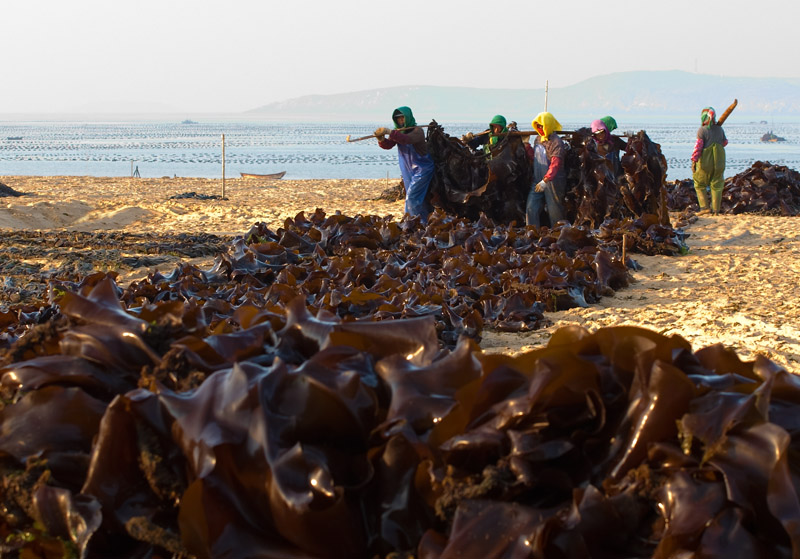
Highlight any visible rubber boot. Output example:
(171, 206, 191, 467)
(695, 188, 710, 215)
(710, 189, 722, 215)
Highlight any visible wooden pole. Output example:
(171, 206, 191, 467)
(221, 134, 226, 199)
(544, 80, 549, 112)
(622, 234, 628, 263)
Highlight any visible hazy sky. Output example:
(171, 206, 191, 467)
(4, 0, 799, 113)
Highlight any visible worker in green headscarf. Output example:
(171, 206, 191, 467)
(462, 115, 509, 154)
(690, 106, 728, 215)
(374, 106, 435, 222)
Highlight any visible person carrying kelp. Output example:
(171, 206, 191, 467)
(375, 106, 435, 222)
(525, 111, 567, 227)
(462, 114, 508, 155)
(690, 107, 728, 215)
(590, 118, 626, 180)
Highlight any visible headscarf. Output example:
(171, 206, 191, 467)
(532, 112, 562, 140)
(392, 106, 417, 129)
(488, 114, 508, 146)
(600, 115, 618, 132)
(701, 107, 716, 127)
(591, 119, 610, 144)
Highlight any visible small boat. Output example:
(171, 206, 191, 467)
(240, 171, 286, 180)
(761, 131, 786, 143)
(6, 136, 22, 141)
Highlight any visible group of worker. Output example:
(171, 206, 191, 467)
(374, 105, 726, 224)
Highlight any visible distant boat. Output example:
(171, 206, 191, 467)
(6, 136, 22, 141)
(240, 171, 287, 180)
(761, 131, 786, 143)
(181, 119, 198, 125)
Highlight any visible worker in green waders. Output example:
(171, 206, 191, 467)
(690, 107, 728, 215)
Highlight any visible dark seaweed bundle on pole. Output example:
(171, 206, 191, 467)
(425, 121, 531, 224)
(620, 131, 671, 226)
(565, 129, 671, 229)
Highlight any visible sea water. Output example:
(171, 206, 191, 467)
(1, 118, 798, 182)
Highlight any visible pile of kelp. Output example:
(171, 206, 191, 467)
(1, 272, 799, 558)
(667, 160, 800, 215)
(425, 124, 672, 231)
(426, 122, 532, 224)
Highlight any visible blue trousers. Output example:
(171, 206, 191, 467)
(526, 178, 565, 227)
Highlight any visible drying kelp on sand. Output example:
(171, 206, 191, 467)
(1, 272, 798, 558)
(668, 160, 800, 216)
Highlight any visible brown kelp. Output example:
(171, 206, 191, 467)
(566, 130, 671, 230)
(425, 122, 531, 224)
(1, 278, 798, 558)
(667, 161, 800, 216)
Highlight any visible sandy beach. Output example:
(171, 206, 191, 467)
(2, 174, 798, 372)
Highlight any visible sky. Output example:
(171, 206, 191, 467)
(3, 0, 800, 114)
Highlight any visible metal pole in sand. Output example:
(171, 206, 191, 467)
(221, 134, 226, 199)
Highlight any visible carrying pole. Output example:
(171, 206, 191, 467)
(221, 134, 226, 199)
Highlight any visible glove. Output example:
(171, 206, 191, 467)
(535, 180, 548, 193)
(374, 127, 390, 138)
(462, 132, 475, 142)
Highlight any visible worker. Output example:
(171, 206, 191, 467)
(374, 106, 435, 222)
(590, 118, 626, 179)
(690, 106, 728, 215)
(462, 115, 508, 154)
(526, 112, 567, 227)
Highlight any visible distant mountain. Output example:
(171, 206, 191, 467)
(248, 71, 800, 122)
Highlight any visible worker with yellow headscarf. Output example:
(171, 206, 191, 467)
(526, 112, 567, 227)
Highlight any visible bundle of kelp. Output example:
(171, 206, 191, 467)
(566, 130, 671, 229)
(1, 283, 798, 558)
(667, 161, 800, 215)
(426, 123, 674, 239)
(425, 121, 532, 224)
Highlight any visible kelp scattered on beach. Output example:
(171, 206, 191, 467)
(1, 271, 799, 557)
(0, 231, 228, 306)
(668, 160, 800, 216)
(1, 203, 691, 355)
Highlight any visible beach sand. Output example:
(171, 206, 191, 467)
(2, 174, 798, 372)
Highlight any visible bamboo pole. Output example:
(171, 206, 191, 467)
(221, 134, 226, 199)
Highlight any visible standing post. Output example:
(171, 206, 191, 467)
(544, 80, 549, 112)
(221, 134, 226, 199)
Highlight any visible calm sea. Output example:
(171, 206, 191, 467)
(1, 119, 798, 182)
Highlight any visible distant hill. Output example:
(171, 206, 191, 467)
(248, 71, 800, 122)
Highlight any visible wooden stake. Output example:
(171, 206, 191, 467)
(622, 234, 628, 263)
(221, 134, 226, 199)
(544, 80, 549, 112)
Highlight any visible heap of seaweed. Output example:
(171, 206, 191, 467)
(427, 124, 673, 235)
(425, 122, 531, 224)
(667, 161, 800, 215)
(565, 130, 671, 229)
(0, 271, 798, 558)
